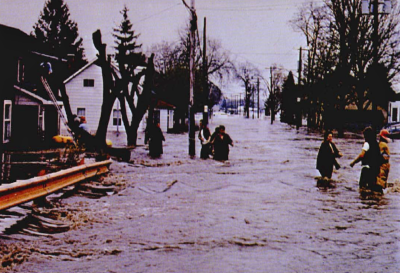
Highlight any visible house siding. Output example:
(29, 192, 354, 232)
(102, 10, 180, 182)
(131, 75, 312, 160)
(62, 61, 132, 136)
(158, 109, 174, 132)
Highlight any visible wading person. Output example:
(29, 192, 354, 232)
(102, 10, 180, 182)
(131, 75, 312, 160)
(350, 127, 381, 192)
(316, 131, 343, 179)
(198, 120, 211, 159)
(377, 129, 391, 190)
(211, 125, 233, 161)
(209, 126, 220, 157)
(149, 123, 165, 158)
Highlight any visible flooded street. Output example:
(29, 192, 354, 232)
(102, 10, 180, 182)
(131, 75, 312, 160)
(2, 114, 400, 272)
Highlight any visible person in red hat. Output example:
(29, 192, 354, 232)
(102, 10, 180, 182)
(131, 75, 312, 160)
(377, 129, 391, 190)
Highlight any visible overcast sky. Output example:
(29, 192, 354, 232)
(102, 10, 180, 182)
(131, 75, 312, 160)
(0, 0, 319, 96)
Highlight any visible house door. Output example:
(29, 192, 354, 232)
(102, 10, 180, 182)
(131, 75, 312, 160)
(12, 105, 40, 149)
(45, 107, 59, 141)
(393, 108, 398, 122)
(153, 110, 160, 124)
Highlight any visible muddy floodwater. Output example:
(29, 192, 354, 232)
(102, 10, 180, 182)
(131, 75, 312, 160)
(2, 114, 400, 272)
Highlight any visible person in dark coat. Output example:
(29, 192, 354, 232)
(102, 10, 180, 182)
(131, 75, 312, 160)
(211, 125, 233, 161)
(350, 127, 381, 192)
(209, 126, 220, 157)
(149, 123, 165, 158)
(198, 120, 211, 159)
(316, 131, 342, 179)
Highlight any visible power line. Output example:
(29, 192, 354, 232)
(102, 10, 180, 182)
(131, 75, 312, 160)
(198, 7, 297, 12)
(197, 1, 319, 12)
(132, 2, 182, 25)
(231, 52, 298, 56)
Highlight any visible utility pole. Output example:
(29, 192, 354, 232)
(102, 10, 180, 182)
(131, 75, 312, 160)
(202, 17, 208, 126)
(182, 0, 197, 156)
(257, 77, 260, 118)
(236, 95, 238, 114)
(245, 75, 250, 119)
(270, 66, 275, 124)
(252, 86, 255, 119)
(231, 95, 234, 114)
(298, 47, 302, 85)
(237, 95, 239, 114)
(239, 93, 242, 115)
(297, 47, 303, 129)
(362, 0, 392, 131)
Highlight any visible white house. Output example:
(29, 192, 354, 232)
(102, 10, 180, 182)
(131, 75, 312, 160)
(61, 58, 132, 137)
(61, 58, 177, 147)
(154, 100, 175, 132)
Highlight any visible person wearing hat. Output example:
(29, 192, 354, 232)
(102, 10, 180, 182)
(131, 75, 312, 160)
(377, 129, 391, 190)
(79, 116, 90, 133)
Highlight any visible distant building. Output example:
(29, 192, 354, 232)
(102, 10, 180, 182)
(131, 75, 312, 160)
(153, 100, 176, 133)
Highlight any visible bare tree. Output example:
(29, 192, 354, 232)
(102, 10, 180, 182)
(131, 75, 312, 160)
(292, 0, 400, 130)
(92, 29, 154, 147)
(149, 30, 233, 126)
(112, 5, 152, 146)
(204, 38, 234, 85)
(92, 30, 117, 147)
(235, 62, 261, 118)
(265, 65, 285, 124)
(291, 1, 336, 85)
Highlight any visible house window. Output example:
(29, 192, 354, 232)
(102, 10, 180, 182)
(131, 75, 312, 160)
(17, 59, 24, 83)
(113, 109, 122, 126)
(77, 108, 86, 117)
(393, 107, 398, 122)
(83, 79, 94, 87)
(3, 100, 12, 143)
(38, 106, 45, 133)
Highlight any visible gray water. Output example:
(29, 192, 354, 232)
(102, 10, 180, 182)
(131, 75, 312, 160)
(1, 113, 400, 273)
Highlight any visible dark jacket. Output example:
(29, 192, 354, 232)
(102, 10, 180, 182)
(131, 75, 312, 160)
(213, 132, 233, 161)
(199, 127, 211, 159)
(149, 126, 165, 157)
(316, 141, 341, 178)
(361, 140, 380, 176)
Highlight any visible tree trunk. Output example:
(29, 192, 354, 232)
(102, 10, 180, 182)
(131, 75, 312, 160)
(92, 30, 118, 147)
(58, 83, 75, 128)
(117, 95, 133, 143)
(126, 54, 155, 146)
(95, 95, 115, 145)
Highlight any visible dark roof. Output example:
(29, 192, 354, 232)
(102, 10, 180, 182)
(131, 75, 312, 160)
(0, 24, 35, 52)
(156, 100, 175, 109)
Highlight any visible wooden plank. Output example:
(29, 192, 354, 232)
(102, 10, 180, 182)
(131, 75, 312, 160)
(0, 159, 112, 211)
